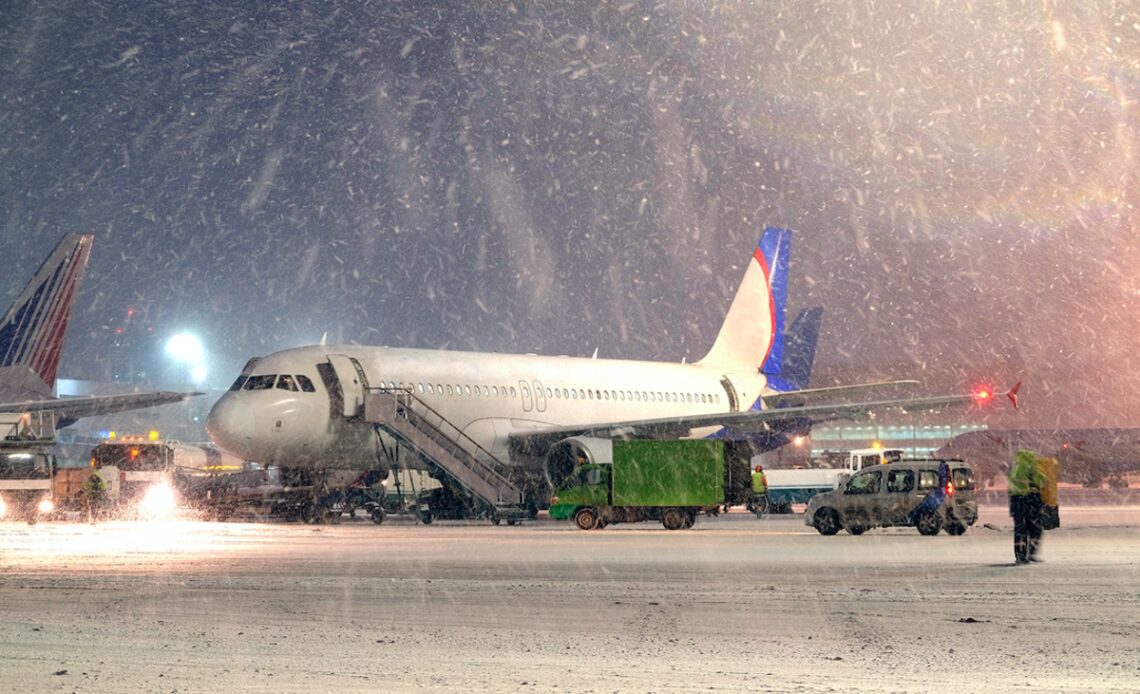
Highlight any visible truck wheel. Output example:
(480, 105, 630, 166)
(846, 525, 866, 536)
(916, 510, 942, 536)
(750, 496, 769, 517)
(574, 507, 600, 530)
(813, 508, 841, 536)
(682, 511, 696, 529)
(661, 508, 686, 530)
(944, 522, 967, 536)
(419, 510, 434, 525)
(370, 507, 386, 525)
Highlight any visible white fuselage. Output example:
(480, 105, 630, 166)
(205, 344, 766, 470)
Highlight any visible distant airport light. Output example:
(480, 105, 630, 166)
(148, 430, 160, 441)
(165, 332, 204, 364)
(974, 388, 993, 401)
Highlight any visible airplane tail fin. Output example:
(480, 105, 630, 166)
(696, 227, 791, 370)
(0, 234, 93, 396)
(765, 306, 822, 392)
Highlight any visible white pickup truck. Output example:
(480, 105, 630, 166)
(763, 448, 904, 513)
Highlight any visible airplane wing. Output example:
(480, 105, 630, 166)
(508, 386, 1017, 451)
(760, 380, 920, 408)
(0, 391, 203, 419)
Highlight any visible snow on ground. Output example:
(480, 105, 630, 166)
(1, 503, 1138, 693)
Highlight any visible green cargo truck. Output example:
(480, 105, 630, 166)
(549, 439, 725, 530)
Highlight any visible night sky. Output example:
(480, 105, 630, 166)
(3, 2, 1138, 428)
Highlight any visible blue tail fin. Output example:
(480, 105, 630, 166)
(698, 227, 791, 370)
(0, 234, 93, 397)
(765, 306, 822, 392)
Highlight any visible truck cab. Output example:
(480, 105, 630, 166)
(0, 450, 56, 524)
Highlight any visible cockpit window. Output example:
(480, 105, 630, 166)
(297, 375, 316, 392)
(228, 375, 248, 391)
(243, 375, 277, 390)
(276, 375, 298, 391)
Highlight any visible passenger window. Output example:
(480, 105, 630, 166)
(846, 470, 881, 495)
(243, 375, 276, 390)
(917, 470, 938, 490)
(887, 470, 914, 493)
(276, 375, 298, 391)
(952, 467, 975, 491)
(296, 375, 316, 392)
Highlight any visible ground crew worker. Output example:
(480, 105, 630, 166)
(752, 465, 768, 496)
(79, 471, 108, 524)
(746, 464, 770, 516)
(1008, 449, 1047, 564)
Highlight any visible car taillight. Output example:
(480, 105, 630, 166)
(945, 480, 955, 496)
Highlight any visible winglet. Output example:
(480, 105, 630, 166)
(1006, 381, 1022, 410)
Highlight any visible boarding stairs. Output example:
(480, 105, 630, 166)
(363, 387, 527, 523)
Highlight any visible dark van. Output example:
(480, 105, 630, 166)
(804, 459, 978, 536)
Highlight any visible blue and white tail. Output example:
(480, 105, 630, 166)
(0, 234, 93, 398)
(697, 227, 791, 370)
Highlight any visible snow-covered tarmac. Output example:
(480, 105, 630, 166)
(1, 502, 1138, 693)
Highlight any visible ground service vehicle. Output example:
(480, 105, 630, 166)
(0, 450, 56, 523)
(765, 448, 904, 513)
(805, 459, 978, 536)
(549, 439, 732, 530)
(89, 438, 244, 517)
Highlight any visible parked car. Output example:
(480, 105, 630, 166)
(805, 459, 978, 536)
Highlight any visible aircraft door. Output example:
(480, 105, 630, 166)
(327, 354, 369, 418)
(719, 375, 746, 412)
(532, 380, 547, 412)
(519, 380, 533, 412)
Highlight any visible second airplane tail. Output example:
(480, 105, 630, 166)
(765, 306, 823, 392)
(0, 234, 93, 398)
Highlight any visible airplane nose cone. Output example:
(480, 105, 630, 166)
(206, 396, 256, 457)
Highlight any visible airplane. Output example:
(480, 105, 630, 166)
(206, 227, 1015, 505)
(0, 234, 201, 429)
